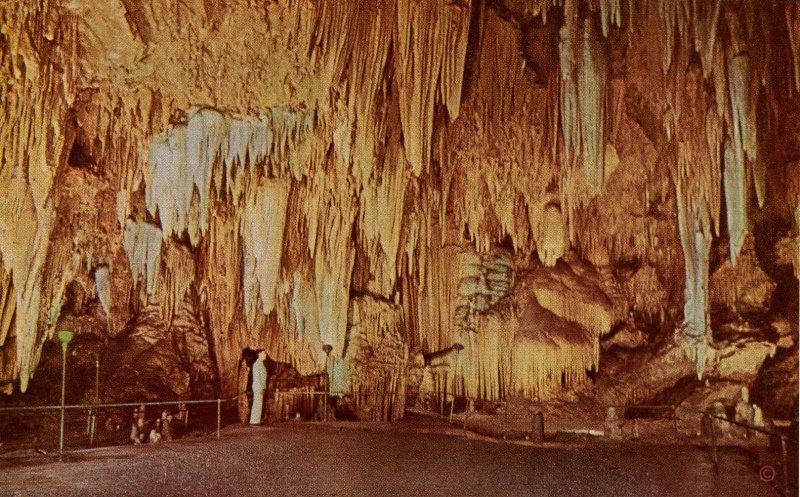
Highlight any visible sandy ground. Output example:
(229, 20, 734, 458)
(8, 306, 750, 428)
(0, 416, 783, 497)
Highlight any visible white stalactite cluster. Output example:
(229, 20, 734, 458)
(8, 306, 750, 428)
(145, 107, 316, 246)
(94, 266, 112, 323)
(241, 179, 289, 328)
(657, 0, 782, 375)
(123, 221, 163, 299)
(556, 5, 611, 249)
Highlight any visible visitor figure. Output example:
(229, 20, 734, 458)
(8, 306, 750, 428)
(604, 406, 623, 440)
(149, 420, 162, 444)
(130, 415, 146, 445)
(238, 348, 257, 424)
(160, 410, 174, 441)
(249, 349, 268, 425)
(734, 385, 756, 438)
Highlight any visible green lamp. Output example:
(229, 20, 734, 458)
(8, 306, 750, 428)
(57, 330, 74, 455)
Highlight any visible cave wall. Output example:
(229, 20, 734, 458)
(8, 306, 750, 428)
(0, 0, 797, 417)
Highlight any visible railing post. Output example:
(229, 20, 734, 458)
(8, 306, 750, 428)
(672, 405, 678, 434)
(88, 409, 96, 446)
(709, 414, 718, 472)
(503, 402, 508, 441)
(59, 345, 67, 455)
(781, 436, 789, 496)
(216, 399, 221, 439)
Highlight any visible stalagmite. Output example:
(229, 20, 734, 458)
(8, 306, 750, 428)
(123, 221, 163, 298)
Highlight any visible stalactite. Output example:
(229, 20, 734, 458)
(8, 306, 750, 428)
(727, 51, 762, 208)
(0, 3, 78, 391)
(308, 174, 357, 362)
(693, 0, 722, 77)
(578, 20, 608, 197)
(529, 260, 614, 338)
(788, 3, 800, 93)
(345, 296, 408, 421)
(723, 140, 747, 267)
(241, 179, 289, 327)
(675, 191, 712, 379)
(145, 106, 317, 246)
(510, 299, 596, 400)
(658, 0, 677, 73)
(347, 0, 395, 183)
(95, 266, 112, 322)
(156, 243, 196, 327)
(538, 204, 566, 267)
(599, 0, 622, 38)
(123, 221, 163, 299)
(201, 203, 246, 396)
(669, 57, 722, 378)
(358, 130, 407, 297)
(440, 8, 555, 259)
(559, 17, 580, 166)
(394, 0, 471, 175)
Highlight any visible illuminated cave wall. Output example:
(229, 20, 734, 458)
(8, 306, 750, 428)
(0, 0, 798, 415)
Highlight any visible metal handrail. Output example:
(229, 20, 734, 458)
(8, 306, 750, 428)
(705, 412, 798, 443)
(704, 412, 797, 496)
(0, 394, 244, 412)
(0, 392, 249, 450)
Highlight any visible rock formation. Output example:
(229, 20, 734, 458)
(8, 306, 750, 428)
(0, 0, 797, 423)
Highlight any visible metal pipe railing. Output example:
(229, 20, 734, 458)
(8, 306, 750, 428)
(705, 412, 797, 496)
(0, 392, 248, 455)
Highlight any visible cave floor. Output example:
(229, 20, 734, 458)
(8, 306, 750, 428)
(0, 416, 782, 497)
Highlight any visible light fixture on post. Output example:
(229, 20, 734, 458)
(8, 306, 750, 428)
(321, 344, 333, 422)
(57, 330, 74, 456)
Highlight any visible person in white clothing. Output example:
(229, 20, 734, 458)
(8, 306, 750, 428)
(249, 349, 268, 425)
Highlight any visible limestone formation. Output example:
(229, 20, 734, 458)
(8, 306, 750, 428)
(0, 0, 796, 428)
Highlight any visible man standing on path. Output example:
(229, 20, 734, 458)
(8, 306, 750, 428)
(250, 349, 268, 425)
